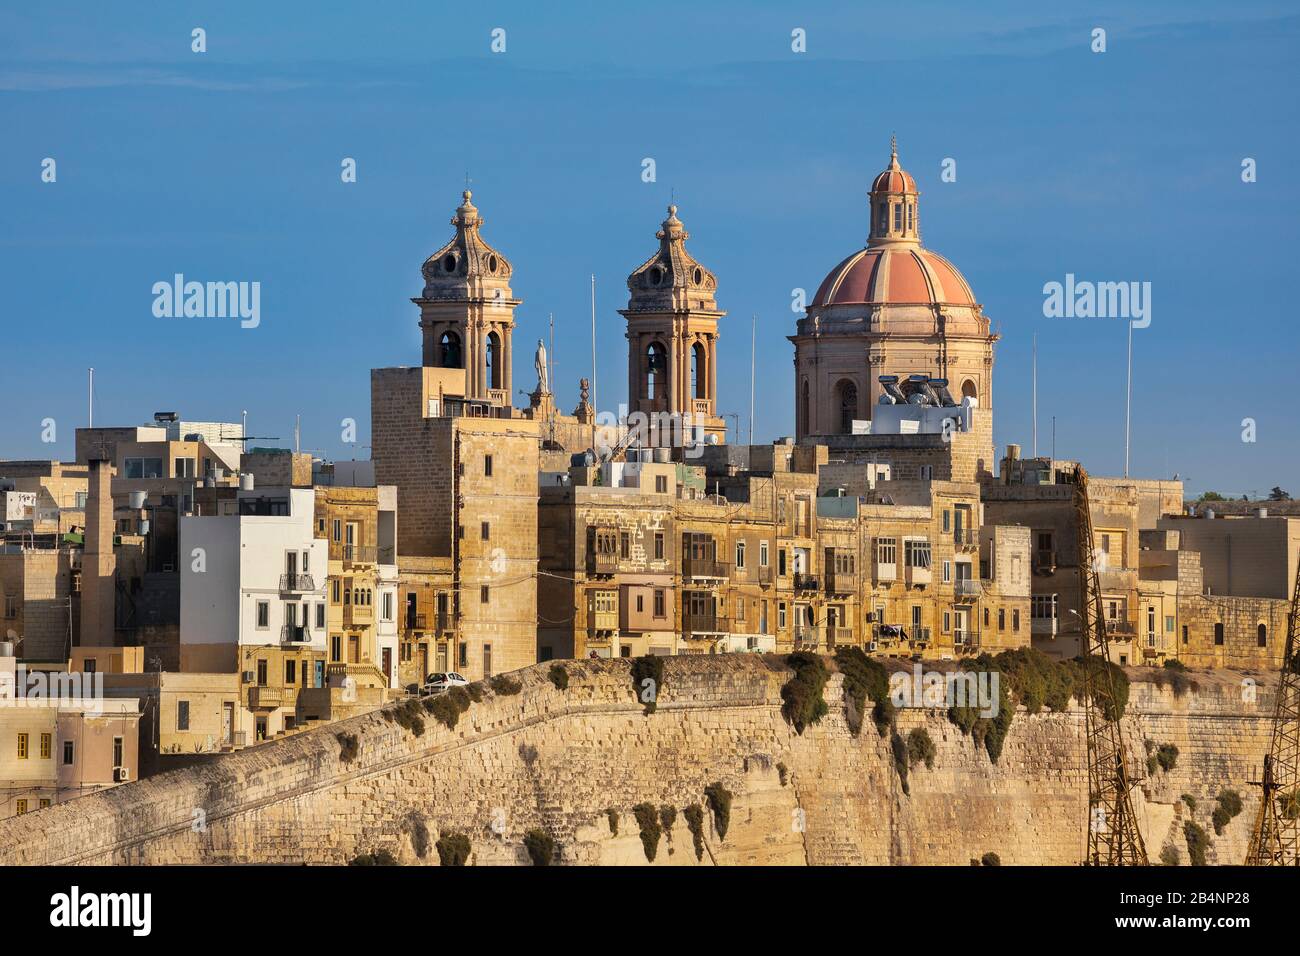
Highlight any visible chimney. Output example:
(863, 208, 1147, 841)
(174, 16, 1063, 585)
(80, 459, 117, 648)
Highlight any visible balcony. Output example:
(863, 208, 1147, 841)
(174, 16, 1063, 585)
(952, 628, 976, 648)
(435, 612, 455, 636)
(953, 528, 977, 551)
(904, 564, 931, 586)
(1031, 617, 1059, 636)
(683, 557, 729, 581)
(280, 572, 316, 592)
(405, 612, 427, 632)
(248, 685, 287, 709)
(487, 388, 510, 406)
(1104, 619, 1137, 638)
(793, 572, 819, 591)
(691, 398, 711, 415)
(1032, 551, 1057, 575)
(757, 566, 774, 586)
(954, 578, 983, 601)
(280, 624, 311, 644)
(825, 570, 855, 595)
(344, 602, 373, 626)
(793, 626, 823, 649)
(828, 627, 853, 646)
(330, 542, 377, 566)
(587, 551, 619, 577)
(911, 625, 932, 645)
(683, 614, 729, 636)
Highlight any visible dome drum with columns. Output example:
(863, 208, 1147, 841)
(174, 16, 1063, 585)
(789, 139, 997, 444)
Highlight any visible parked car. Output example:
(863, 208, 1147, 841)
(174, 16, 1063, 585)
(421, 672, 469, 696)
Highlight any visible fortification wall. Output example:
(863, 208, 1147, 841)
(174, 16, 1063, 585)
(0, 657, 1274, 866)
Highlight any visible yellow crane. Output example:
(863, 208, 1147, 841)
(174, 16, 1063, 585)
(1246, 556, 1300, 865)
(1073, 465, 1148, 865)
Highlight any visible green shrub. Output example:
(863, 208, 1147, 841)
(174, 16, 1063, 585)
(992, 648, 1077, 715)
(466, 682, 485, 703)
(523, 829, 555, 866)
(1164, 658, 1188, 671)
(833, 646, 891, 737)
(1212, 790, 1243, 834)
(659, 805, 677, 835)
(435, 833, 471, 866)
(548, 664, 569, 690)
(890, 730, 910, 795)
(490, 674, 522, 696)
(350, 848, 398, 866)
(1181, 793, 1197, 813)
(426, 694, 462, 729)
(946, 655, 1013, 763)
(336, 732, 359, 763)
(1156, 743, 1179, 772)
(704, 782, 732, 840)
(604, 808, 619, 835)
(981, 852, 1001, 867)
(776, 762, 789, 787)
(1282, 790, 1300, 820)
(1147, 756, 1159, 776)
(907, 727, 936, 770)
(1183, 820, 1210, 866)
(781, 652, 830, 734)
(631, 655, 664, 714)
(632, 803, 662, 862)
(392, 698, 426, 736)
(1160, 845, 1181, 866)
(683, 804, 706, 861)
(1071, 655, 1130, 722)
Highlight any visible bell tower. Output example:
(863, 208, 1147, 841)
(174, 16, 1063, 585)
(414, 190, 519, 405)
(620, 205, 726, 444)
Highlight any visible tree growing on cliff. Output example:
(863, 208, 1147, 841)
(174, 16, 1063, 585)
(683, 804, 706, 861)
(834, 646, 892, 737)
(1183, 820, 1210, 866)
(704, 783, 732, 841)
(631, 655, 664, 714)
(632, 803, 662, 862)
(436, 833, 471, 866)
(780, 652, 830, 734)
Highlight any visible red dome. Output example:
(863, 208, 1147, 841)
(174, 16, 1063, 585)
(870, 166, 916, 194)
(810, 246, 976, 308)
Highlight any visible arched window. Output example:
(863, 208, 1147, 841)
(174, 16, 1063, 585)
(485, 331, 501, 390)
(961, 379, 978, 403)
(645, 342, 667, 401)
(439, 331, 462, 369)
(800, 379, 810, 436)
(1258, 623, 1268, 647)
(836, 380, 858, 434)
(877, 203, 888, 235)
(692, 342, 706, 399)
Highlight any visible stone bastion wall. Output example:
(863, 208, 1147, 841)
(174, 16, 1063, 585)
(0, 656, 1276, 865)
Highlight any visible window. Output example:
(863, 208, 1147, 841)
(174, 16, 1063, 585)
(892, 202, 903, 231)
(15, 800, 27, 815)
(779, 549, 788, 576)
(778, 602, 787, 629)
(636, 594, 644, 613)
(904, 539, 931, 568)
(942, 510, 951, 533)
(17, 733, 28, 759)
(655, 474, 668, 494)
(332, 518, 341, 541)
(331, 579, 342, 603)
(331, 634, 342, 662)
(316, 603, 325, 628)
(382, 592, 393, 621)
(3, 595, 17, 619)
(760, 541, 769, 567)
(1165, 615, 1175, 633)
(983, 607, 990, 626)
(735, 542, 746, 570)
(483, 644, 492, 677)
(1258, 623, 1268, 647)
(919, 465, 934, 481)
(736, 596, 746, 622)
(942, 612, 951, 633)
(40, 733, 51, 758)
(942, 560, 951, 583)
(63, 741, 74, 765)
(1182, 625, 1189, 645)
(1031, 594, 1058, 619)
(124, 457, 163, 479)
(177, 701, 190, 731)
(285, 659, 297, 684)
(39, 799, 50, 809)
(458, 642, 468, 669)
(1013, 609, 1020, 632)
(620, 532, 630, 559)
(998, 609, 1006, 631)
(480, 585, 490, 604)
(877, 537, 897, 566)
(256, 659, 268, 686)
(481, 521, 490, 540)
(654, 532, 664, 561)
(1214, 622, 1224, 646)
(484, 454, 493, 477)
(653, 589, 665, 618)
(256, 601, 269, 629)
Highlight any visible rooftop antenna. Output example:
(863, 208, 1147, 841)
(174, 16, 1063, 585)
(294, 415, 301, 454)
(749, 314, 757, 446)
(241, 410, 248, 456)
(1032, 334, 1037, 457)
(87, 367, 94, 429)
(590, 274, 597, 418)
(1124, 319, 1133, 478)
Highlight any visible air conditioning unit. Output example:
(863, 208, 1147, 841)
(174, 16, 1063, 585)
(114, 767, 130, 782)
(868, 641, 878, 652)
(241, 670, 255, 683)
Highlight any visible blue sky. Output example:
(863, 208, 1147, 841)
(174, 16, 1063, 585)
(1, 1, 1296, 496)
